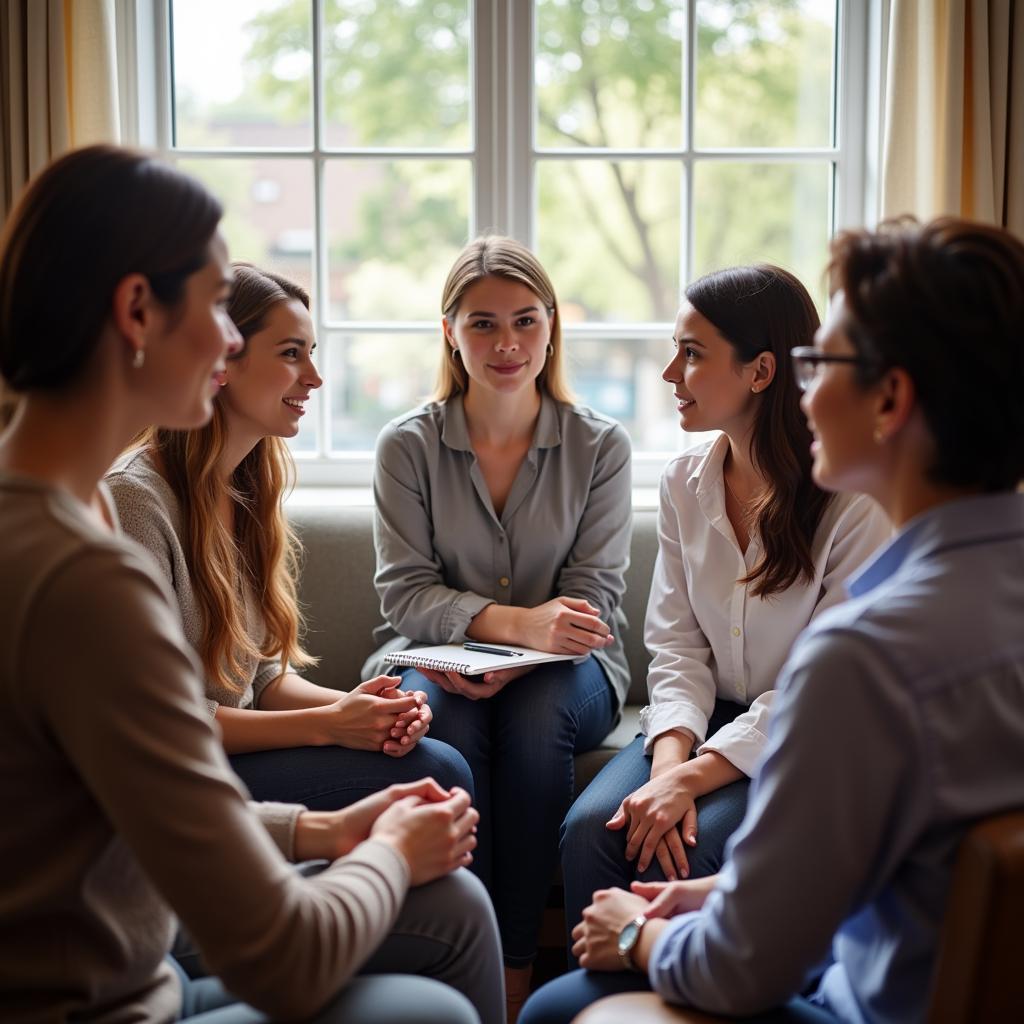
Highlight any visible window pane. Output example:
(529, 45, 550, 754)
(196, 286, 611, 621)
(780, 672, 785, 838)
(692, 160, 831, 310)
(324, 160, 471, 322)
(177, 158, 315, 305)
(536, 160, 681, 323)
(695, 0, 835, 149)
(535, 0, 686, 150)
(171, 0, 312, 148)
(289, 381, 323, 454)
(323, 0, 471, 148)
(328, 333, 439, 451)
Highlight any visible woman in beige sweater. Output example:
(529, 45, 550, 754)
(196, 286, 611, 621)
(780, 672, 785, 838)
(0, 145, 502, 1024)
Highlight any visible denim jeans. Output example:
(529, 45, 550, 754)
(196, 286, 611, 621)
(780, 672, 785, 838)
(173, 869, 502, 1024)
(229, 736, 474, 811)
(560, 699, 751, 956)
(519, 969, 839, 1024)
(405, 656, 615, 967)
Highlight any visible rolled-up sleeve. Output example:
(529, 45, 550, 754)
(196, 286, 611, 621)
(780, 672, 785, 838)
(373, 421, 494, 643)
(639, 474, 717, 752)
(555, 422, 631, 625)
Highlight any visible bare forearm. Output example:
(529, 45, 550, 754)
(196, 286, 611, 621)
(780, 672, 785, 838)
(650, 730, 695, 777)
(676, 751, 744, 798)
(464, 603, 527, 644)
(215, 704, 324, 754)
(259, 672, 344, 712)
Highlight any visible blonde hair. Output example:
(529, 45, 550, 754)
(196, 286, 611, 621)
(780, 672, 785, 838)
(433, 236, 574, 403)
(137, 263, 315, 693)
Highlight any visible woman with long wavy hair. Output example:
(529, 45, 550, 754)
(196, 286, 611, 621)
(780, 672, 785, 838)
(108, 263, 473, 809)
(560, 264, 891, 946)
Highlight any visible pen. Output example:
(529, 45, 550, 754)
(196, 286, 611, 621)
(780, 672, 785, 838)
(463, 642, 524, 657)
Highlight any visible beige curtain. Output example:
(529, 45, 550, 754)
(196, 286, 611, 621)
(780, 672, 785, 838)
(0, 0, 120, 224)
(881, 0, 1023, 234)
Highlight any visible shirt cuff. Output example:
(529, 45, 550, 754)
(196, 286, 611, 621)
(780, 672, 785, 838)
(444, 591, 496, 642)
(698, 721, 768, 778)
(639, 701, 709, 754)
(647, 908, 703, 1003)
(251, 800, 306, 861)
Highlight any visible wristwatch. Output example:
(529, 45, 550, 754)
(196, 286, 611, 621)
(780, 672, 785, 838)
(617, 913, 648, 971)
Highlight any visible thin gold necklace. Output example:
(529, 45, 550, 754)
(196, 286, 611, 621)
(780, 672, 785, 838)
(723, 471, 761, 519)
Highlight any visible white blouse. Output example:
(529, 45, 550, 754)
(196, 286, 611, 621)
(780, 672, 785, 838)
(639, 435, 892, 777)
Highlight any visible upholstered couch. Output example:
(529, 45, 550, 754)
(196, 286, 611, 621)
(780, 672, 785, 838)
(289, 503, 659, 795)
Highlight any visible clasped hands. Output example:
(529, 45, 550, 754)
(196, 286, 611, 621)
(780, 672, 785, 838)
(316, 675, 432, 757)
(294, 778, 478, 886)
(571, 876, 717, 971)
(420, 596, 616, 701)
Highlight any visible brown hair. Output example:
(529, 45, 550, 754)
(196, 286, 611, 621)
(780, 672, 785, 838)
(685, 264, 833, 597)
(433, 235, 574, 403)
(0, 145, 222, 392)
(138, 264, 315, 692)
(828, 217, 1024, 492)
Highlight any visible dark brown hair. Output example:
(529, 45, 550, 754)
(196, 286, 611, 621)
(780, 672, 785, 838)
(0, 145, 222, 392)
(685, 264, 833, 597)
(828, 217, 1024, 492)
(140, 263, 315, 692)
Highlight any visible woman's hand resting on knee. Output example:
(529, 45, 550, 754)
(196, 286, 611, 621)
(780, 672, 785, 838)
(607, 768, 699, 880)
(371, 785, 479, 884)
(311, 676, 426, 752)
(629, 876, 718, 918)
(293, 778, 478, 882)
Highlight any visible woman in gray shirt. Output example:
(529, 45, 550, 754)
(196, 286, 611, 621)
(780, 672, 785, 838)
(364, 236, 632, 1017)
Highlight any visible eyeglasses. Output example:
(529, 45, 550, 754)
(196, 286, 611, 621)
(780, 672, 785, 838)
(790, 346, 876, 391)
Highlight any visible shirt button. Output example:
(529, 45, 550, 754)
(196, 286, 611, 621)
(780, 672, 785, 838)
(499, 577, 510, 587)
(732, 626, 741, 637)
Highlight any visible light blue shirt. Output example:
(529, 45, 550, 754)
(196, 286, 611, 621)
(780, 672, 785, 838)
(648, 492, 1024, 1024)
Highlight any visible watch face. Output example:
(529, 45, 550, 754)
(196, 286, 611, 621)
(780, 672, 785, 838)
(618, 920, 640, 955)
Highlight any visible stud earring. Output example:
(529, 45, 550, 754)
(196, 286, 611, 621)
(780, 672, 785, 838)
(874, 428, 885, 444)
(132, 348, 145, 370)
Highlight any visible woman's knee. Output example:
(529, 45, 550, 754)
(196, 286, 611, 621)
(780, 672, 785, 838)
(412, 738, 475, 795)
(319, 975, 479, 1024)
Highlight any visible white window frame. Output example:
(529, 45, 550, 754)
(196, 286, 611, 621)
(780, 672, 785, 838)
(121, 0, 882, 490)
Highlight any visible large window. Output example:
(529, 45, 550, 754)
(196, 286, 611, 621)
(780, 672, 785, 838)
(147, 0, 869, 484)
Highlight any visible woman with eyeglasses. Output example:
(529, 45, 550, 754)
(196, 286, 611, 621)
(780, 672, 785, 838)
(523, 217, 1024, 1024)
(560, 264, 890, 952)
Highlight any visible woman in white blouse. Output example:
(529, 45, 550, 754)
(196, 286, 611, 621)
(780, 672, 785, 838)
(561, 264, 891, 945)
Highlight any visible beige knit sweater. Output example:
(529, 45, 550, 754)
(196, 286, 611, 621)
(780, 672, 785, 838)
(107, 448, 284, 716)
(0, 471, 409, 1022)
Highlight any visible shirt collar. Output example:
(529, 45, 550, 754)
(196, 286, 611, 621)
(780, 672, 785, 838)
(687, 433, 730, 495)
(847, 491, 1024, 598)
(439, 391, 562, 453)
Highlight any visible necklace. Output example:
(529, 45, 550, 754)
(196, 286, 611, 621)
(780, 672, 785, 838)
(723, 472, 761, 519)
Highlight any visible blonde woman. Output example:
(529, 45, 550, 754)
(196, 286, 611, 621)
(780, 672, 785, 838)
(108, 264, 473, 810)
(364, 236, 632, 1016)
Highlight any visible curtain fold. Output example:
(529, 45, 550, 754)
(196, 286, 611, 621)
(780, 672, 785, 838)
(882, 0, 1023, 235)
(0, 0, 119, 225)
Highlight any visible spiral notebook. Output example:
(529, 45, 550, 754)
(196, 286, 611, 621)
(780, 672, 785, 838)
(383, 643, 575, 676)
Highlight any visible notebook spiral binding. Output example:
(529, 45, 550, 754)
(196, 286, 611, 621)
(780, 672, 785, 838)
(384, 653, 473, 674)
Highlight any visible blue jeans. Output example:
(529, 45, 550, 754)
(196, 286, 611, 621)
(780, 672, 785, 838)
(519, 969, 838, 1024)
(561, 699, 750, 956)
(229, 737, 474, 811)
(406, 656, 615, 966)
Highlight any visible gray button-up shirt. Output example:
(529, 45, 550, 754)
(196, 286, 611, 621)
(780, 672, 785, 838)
(649, 491, 1024, 1023)
(363, 393, 633, 713)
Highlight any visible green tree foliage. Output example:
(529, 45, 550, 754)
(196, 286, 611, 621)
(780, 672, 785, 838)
(233, 0, 834, 321)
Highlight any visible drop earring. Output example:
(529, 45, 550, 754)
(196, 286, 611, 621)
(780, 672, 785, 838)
(132, 348, 146, 370)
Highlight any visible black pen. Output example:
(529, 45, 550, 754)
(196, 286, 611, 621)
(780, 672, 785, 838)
(463, 642, 524, 657)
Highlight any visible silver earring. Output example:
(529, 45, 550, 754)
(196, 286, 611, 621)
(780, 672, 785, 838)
(132, 348, 146, 370)
(546, 342, 554, 357)
(450, 347, 461, 361)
